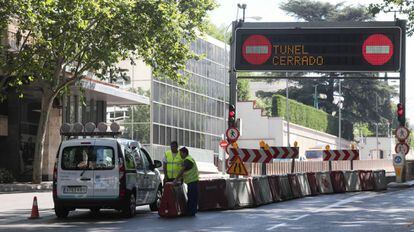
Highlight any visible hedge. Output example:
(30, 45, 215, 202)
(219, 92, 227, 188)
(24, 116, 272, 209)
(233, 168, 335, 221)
(271, 95, 353, 140)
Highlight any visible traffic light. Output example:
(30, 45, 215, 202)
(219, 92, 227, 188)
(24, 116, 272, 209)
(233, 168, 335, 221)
(228, 104, 236, 127)
(397, 103, 405, 126)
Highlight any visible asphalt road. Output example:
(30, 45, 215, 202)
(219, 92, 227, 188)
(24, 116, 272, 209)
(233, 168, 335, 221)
(1, 188, 414, 232)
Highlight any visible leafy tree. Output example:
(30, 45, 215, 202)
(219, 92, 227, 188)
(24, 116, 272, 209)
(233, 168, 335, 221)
(204, 21, 230, 43)
(271, 0, 397, 136)
(0, 0, 215, 183)
(237, 79, 250, 101)
(369, 0, 414, 35)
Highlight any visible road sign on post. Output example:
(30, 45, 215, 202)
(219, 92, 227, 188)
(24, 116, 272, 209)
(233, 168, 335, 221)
(395, 142, 410, 155)
(226, 127, 240, 143)
(220, 140, 228, 149)
(395, 126, 410, 141)
(227, 155, 248, 176)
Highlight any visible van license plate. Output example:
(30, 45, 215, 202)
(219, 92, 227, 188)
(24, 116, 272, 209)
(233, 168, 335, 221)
(63, 186, 87, 194)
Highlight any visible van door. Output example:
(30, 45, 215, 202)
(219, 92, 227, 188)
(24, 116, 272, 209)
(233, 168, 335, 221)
(92, 140, 118, 199)
(124, 147, 138, 201)
(57, 141, 95, 199)
(140, 148, 159, 204)
(135, 149, 148, 203)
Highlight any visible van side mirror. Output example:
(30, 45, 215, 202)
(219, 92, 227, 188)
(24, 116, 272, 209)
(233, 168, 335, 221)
(153, 160, 162, 169)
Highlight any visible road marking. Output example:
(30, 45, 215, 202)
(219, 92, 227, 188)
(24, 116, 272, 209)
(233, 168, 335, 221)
(266, 223, 287, 230)
(291, 214, 310, 221)
(266, 192, 381, 231)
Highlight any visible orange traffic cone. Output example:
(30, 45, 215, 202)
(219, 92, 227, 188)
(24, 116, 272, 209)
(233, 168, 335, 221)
(28, 196, 40, 219)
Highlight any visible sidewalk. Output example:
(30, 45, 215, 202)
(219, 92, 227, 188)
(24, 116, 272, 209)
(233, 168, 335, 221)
(0, 173, 227, 193)
(0, 182, 52, 193)
(387, 180, 414, 189)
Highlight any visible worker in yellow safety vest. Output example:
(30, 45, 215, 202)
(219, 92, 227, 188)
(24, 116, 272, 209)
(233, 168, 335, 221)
(163, 141, 183, 184)
(173, 147, 199, 216)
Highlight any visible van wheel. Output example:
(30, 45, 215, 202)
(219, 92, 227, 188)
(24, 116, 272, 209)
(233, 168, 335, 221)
(55, 206, 69, 218)
(150, 186, 162, 211)
(121, 193, 136, 218)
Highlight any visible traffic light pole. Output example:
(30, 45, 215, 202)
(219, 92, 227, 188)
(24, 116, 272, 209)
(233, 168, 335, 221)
(229, 21, 238, 178)
(397, 19, 406, 124)
(229, 21, 238, 117)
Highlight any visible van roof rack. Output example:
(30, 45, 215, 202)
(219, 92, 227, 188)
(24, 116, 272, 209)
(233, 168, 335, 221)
(60, 122, 122, 139)
(60, 131, 122, 138)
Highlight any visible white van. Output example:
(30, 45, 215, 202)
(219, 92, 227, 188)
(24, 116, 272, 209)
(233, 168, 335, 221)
(53, 137, 163, 218)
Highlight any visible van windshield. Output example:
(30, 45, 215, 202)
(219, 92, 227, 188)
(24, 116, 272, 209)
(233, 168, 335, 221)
(61, 146, 115, 170)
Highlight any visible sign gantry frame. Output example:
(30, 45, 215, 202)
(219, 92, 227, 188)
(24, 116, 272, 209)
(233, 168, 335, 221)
(228, 20, 407, 124)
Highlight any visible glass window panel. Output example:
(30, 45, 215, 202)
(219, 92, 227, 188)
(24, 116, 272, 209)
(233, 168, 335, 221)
(178, 129, 183, 145)
(184, 130, 190, 147)
(166, 127, 172, 146)
(166, 106, 172, 126)
(160, 105, 165, 124)
(160, 126, 165, 145)
(189, 132, 194, 147)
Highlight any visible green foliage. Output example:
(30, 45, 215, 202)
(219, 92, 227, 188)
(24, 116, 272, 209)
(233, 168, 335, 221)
(272, 95, 353, 140)
(0, 168, 14, 184)
(0, 0, 216, 95)
(369, 0, 414, 35)
(237, 79, 250, 101)
(281, 0, 373, 22)
(354, 123, 374, 137)
(254, 98, 272, 116)
(204, 20, 230, 43)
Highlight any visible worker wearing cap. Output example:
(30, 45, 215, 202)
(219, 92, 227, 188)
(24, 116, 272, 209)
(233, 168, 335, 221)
(163, 141, 183, 184)
(173, 147, 199, 216)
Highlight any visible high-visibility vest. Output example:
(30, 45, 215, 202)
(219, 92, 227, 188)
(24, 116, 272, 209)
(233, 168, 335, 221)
(165, 150, 183, 179)
(183, 155, 199, 184)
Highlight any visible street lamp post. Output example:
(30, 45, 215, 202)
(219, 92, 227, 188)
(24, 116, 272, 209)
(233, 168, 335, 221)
(286, 77, 290, 147)
(338, 80, 342, 149)
(313, 84, 318, 109)
(376, 122, 379, 159)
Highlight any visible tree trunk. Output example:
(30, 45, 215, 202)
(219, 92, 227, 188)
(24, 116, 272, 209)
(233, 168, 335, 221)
(32, 92, 54, 184)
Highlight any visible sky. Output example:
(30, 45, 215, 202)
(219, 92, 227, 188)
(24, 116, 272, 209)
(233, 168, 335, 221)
(209, 0, 414, 122)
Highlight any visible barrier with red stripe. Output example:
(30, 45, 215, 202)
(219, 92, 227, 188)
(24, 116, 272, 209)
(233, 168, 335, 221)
(228, 147, 299, 163)
(323, 150, 359, 161)
(269, 147, 299, 159)
(228, 148, 274, 163)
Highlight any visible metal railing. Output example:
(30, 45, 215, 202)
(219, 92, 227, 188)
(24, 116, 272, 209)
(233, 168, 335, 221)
(217, 159, 394, 176)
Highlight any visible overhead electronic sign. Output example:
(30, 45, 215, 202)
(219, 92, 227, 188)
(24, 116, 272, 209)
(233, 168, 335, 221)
(235, 26, 401, 72)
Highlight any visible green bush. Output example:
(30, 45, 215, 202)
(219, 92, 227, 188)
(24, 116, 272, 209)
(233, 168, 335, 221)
(271, 95, 353, 140)
(0, 168, 15, 183)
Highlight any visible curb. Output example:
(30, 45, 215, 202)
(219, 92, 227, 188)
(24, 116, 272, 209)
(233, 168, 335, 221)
(0, 182, 52, 193)
(387, 180, 414, 189)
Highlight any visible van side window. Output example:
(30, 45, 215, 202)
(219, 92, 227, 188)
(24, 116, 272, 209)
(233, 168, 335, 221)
(140, 148, 152, 170)
(124, 149, 136, 170)
(135, 150, 145, 171)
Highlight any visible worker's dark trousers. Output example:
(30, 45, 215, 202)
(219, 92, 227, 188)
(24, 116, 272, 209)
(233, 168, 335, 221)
(186, 181, 199, 216)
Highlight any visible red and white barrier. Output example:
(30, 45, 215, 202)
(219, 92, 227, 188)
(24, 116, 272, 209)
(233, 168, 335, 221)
(228, 148, 273, 163)
(323, 150, 359, 161)
(228, 146, 299, 163)
(269, 147, 299, 159)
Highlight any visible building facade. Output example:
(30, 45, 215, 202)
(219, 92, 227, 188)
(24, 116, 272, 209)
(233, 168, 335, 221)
(113, 35, 229, 164)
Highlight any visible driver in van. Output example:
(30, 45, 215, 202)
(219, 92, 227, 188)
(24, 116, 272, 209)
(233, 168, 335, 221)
(76, 149, 88, 169)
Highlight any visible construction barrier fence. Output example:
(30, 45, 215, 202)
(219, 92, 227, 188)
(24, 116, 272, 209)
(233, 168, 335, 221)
(160, 170, 389, 218)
